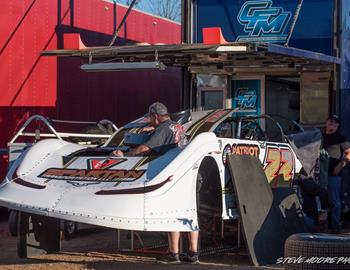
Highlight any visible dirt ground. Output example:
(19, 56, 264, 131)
(0, 214, 282, 270)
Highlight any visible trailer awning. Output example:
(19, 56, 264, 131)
(42, 39, 341, 75)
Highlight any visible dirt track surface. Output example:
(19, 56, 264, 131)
(0, 214, 283, 270)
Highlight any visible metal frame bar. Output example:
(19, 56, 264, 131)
(9, 115, 117, 144)
(266, 43, 341, 65)
(18, 132, 111, 139)
(117, 229, 170, 254)
(10, 115, 62, 143)
(42, 42, 341, 67)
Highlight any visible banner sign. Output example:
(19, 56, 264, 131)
(195, 0, 334, 55)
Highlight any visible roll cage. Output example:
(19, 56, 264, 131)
(236, 114, 304, 143)
(211, 112, 304, 143)
(105, 110, 304, 154)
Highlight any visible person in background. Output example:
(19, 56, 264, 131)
(323, 115, 350, 233)
(299, 177, 328, 230)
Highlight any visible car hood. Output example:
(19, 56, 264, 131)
(0, 133, 218, 231)
(9, 139, 183, 193)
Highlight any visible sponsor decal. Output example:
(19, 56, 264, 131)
(187, 110, 218, 134)
(263, 144, 294, 184)
(232, 143, 260, 157)
(87, 158, 126, 169)
(187, 110, 222, 138)
(206, 110, 230, 123)
(222, 143, 260, 165)
(39, 168, 145, 182)
(237, 0, 292, 43)
(234, 89, 257, 111)
(222, 142, 295, 185)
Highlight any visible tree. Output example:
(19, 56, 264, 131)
(125, 0, 141, 6)
(120, 0, 141, 7)
(147, 0, 181, 21)
(118, 0, 181, 22)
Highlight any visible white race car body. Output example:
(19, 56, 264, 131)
(0, 110, 302, 231)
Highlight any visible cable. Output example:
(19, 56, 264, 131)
(108, 0, 138, 46)
(285, 0, 303, 47)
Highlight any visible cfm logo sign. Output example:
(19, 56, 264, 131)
(237, 0, 292, 43)
(235, 89, 257, 111)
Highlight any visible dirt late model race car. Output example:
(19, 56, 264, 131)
(0, 109, 307, 233)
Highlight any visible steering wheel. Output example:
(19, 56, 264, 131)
(242, 122, 267, 141)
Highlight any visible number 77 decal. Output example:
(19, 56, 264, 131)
(263, 145, 295, 186)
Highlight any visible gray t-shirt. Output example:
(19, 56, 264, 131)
(144, 119, 187, 153)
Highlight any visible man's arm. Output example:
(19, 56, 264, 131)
(112, 144, 151, 157)
(125, 144, 151, 156)
(112, 124, 167, 157)
(344, 148, 350, 161)
(334, 146, 350, 175)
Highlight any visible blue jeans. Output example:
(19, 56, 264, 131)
(304, 215, 317, 231)
(328, 176, 342, 230)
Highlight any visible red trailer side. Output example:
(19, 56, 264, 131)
(0, 0, 182, 180)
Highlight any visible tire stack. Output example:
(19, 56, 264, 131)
(284, 233, 350, 270)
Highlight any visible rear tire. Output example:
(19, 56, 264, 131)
(9, 210, 18, 237)
(284, 233, 350, 270)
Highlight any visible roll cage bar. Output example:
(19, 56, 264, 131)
(9, 115, 118, 144)
(236, 114, 304, 143)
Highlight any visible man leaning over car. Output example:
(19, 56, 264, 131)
(111, 102, 186, 157)
(111, 102, 200, 264)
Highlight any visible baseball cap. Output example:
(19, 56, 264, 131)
(145, 102, 169, 117)
(327, 114, 340, 124)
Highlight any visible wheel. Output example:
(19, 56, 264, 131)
(284, 233, 350, 270)
(63, 221, 78, 238)
(8, 210, 19, 237)
(16, 211, 29, 258)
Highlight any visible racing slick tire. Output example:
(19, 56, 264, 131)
(9, 210, 19, 237)
(284, 233, 350, 270)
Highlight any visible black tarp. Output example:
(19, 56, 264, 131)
(286, 129, 322, 177)
(227, 155, 307, 266)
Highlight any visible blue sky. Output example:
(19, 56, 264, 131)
(116, 0, 181, 22)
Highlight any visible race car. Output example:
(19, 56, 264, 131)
(0, 109, 304, 234)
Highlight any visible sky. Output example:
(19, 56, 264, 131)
(116, 0, 181, 22)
